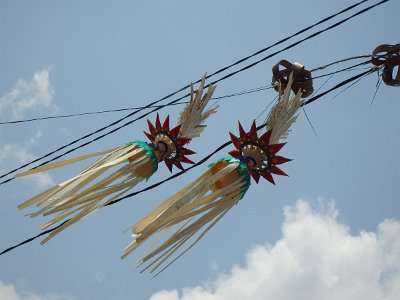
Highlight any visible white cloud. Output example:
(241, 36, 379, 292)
(0, 67, 58, 121)
(0, 68, 58, 188)
(150, 199, 400, 300)
(0, 280, 74, 300)
(210, 261, 219, 272)
(0, 140, 54, 189)
(93, 271, 106, 283)
(151, 290, 180, 300)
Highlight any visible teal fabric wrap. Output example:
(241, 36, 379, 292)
(125, 140, 158, 181)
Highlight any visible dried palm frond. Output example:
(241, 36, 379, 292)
(266, 74, 303, 144)
(178, 75, 217, 139)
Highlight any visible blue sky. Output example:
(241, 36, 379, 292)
(0, 1, 399, 299)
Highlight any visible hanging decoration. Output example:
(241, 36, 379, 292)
(16, 76, 217, 244)
(3, 41, 400, 260)
(121, 74, 302, 275)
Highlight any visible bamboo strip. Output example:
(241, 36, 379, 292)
(16, 147, 122, 177)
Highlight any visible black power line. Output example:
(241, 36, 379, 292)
(0, 0, 371, 126)
(205, 0, 388, 86)
(0, 52, 388, 188)
(0, 66, 378, 256)
(0, 55, 372, 126)
(0, 87, 273, 125)
(0, 0, 380, 183)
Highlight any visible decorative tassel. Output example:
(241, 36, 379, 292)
(122, 157, 250, 276)
(16, 75, 217, 243)
(19, 141, 159, 243)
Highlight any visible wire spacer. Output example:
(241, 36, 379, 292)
(271, 60, 314, 97)
(371, 44, 400, 86)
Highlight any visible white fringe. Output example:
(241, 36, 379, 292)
(122, 161, 247, 275)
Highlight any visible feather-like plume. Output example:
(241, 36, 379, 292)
(266, 73, 303, 144)
(178, 75, 217, 139)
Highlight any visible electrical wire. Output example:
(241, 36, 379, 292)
(0, 0, 385, 183)
(0, 0, 371, 126)
(0, 66, 379, 256)
(0, 53, 388, 187)
(0, 55, 371, 126)
(0, 86, 274, 125)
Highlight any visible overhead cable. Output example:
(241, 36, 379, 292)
(0, 0, 389, 185)
(0, 66, 379, 256)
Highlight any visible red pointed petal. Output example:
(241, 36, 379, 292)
(248, 120, 257, 141)
(147, 119, 156, 135)
(272, 156, 292, 165)
(238, 121, 247, 141)
(177, 137, 191, 146)
(180, 156, 195, 164)
(143, 131, 154, 142)
(155, 113, 162, 131)
(170, 124, 181, 138)
(247, 165, 253, 174)
(270, 166, 288, 176)
(229, 132, 241, 149)
(259, 129, 272, 146)
(162, 115, 170, 131)
(268, 143, 286, 154)
(164, 160, 173, 173)
(228, 150, 240, 158)
(174, 161, 184, 170)
(251, 171, 260, 184)
(261, 172, 275, 185)
(181, 147, 196, 155)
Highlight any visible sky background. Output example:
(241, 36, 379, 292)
(0, 0, 399, 299)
